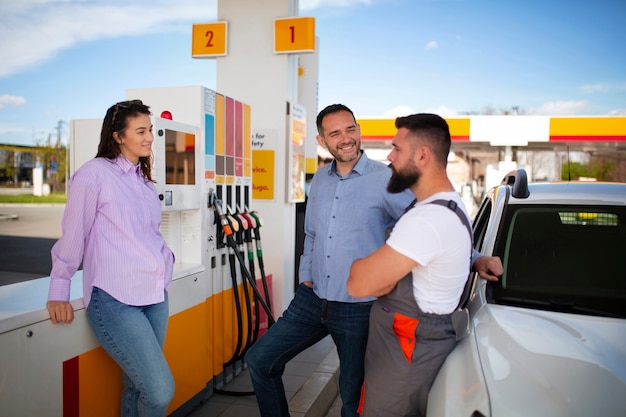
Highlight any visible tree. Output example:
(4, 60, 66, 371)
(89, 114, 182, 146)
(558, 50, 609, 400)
(0, 148, 18, 184)
(561, 155, 624, 181)
(32, 121, 68, 193)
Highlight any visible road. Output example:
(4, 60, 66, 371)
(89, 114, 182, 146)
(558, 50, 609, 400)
(0, 205, 64, 286)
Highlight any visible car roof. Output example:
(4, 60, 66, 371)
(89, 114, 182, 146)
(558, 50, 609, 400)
(501, 181, 626, 206)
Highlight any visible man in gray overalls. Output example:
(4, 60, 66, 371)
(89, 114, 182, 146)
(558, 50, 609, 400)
(347, 113, 473, 416)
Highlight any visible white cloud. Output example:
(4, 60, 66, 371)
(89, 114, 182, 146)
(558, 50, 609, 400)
(609, 108, 626, 116)
(580, 82, 626, 94)
(0, 94, 27, 111)
(0, 124, 30, 134)
(581, 83, 611, 93)
(424, 105, 458, 117)
(425, 41, 438, 51)
(364, 105, 458, 119)
(0, 0, 217, 77)
(383, 105, 415, 118)
(529, 100, 590, 115)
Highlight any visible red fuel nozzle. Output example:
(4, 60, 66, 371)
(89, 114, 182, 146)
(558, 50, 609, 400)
(236, 212, 249, 230)
(241, 212, 256, 229)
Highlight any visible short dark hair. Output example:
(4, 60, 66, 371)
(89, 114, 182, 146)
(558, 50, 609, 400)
(316, 104, 356, 136)
(395, 113, 451, 165)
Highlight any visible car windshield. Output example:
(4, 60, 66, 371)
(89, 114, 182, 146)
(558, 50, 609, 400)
(489, 205, 626, 318)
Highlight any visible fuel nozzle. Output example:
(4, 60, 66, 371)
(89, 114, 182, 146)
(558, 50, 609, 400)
(213, 198, 233, 237)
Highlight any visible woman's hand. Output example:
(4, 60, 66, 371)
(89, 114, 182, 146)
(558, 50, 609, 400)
(47, 301, 75, 324)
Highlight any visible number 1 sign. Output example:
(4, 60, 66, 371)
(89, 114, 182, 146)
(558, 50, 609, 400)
(274, 17, 316, 54)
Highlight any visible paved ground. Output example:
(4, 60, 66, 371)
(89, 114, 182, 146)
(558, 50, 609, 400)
(324, 395, 342, 417)
(0, 205, 65, 286)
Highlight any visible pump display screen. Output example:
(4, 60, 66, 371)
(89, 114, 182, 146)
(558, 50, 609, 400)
(164, 129, 196, 185)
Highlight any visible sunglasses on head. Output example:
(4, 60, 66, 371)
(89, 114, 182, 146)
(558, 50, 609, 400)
(111, 99, 145, 129)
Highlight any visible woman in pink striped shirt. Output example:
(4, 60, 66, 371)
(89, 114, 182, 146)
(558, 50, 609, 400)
(46, 100, 176, 417)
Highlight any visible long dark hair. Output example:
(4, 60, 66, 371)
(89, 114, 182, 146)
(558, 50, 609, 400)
(98, 99, 154, 181)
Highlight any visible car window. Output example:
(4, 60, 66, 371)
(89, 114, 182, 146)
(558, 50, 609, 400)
(472, 198, 492, 252)
(490, 205, 626, 318)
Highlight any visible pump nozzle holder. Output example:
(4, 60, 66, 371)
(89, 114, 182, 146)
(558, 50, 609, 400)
(241, 212, 256, 229)
(227, 214, 239, 233)
(214, 203, 233, 237)
(250, 211, 263, 228)
(236, 213, 249, 230)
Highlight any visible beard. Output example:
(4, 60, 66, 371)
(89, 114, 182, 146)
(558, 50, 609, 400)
(333, 151, 360, 164)
(325, 139, 361, 163)
(387, 163, 420, 193)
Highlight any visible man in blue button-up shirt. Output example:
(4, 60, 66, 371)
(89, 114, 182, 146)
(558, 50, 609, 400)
(246, 104, 413, 417)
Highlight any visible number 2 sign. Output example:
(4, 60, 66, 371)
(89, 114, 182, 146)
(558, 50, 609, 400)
(192, 22, 228, 58)
(274, 17, 316, 54)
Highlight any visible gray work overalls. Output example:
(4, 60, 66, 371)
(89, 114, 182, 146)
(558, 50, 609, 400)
(359, 273, 457, 417)
(359, 200, 470, 417)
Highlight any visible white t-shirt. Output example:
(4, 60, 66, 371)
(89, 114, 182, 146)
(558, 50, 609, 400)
(386, 191, 472, 314)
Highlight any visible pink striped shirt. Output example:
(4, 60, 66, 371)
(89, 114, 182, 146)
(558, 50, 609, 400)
(47, 156, 174, 307)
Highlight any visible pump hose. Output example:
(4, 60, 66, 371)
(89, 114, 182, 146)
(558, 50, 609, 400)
(214, 209, 253, 396)
(223, 244, 244, 367)
(241, 211, 262, 343)
(214, 233, 275, 397)
(225, 234, 275, 325)
(247, 242, 261, 343)
(212, 202, 276, 396)
(249, 211, 272, 317)
(234, 215, 253, 357)
(213, 203, 274, 321)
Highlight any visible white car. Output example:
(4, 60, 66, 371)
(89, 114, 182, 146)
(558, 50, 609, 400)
(428, 170, 626, 417)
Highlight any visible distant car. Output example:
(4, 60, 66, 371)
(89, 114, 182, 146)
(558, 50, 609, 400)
(427, 169, 626, 417)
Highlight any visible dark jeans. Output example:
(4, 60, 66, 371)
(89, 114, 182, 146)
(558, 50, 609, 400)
(246, 284, 373, 417)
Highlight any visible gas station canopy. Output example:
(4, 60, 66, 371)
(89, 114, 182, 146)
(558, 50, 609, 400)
(358, 115, 626, 154)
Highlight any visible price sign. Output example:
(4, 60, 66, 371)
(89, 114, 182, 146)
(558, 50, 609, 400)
(192, 22, 228, 58)
(274, 17, 315, 54)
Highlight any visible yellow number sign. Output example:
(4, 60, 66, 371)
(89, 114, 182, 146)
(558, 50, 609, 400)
(192, 22, 228, 58)
(274, 17, 315, 54)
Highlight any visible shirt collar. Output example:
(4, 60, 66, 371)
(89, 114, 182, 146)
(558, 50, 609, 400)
(113, 155, 141, 175)
(327, 150, 368, 177)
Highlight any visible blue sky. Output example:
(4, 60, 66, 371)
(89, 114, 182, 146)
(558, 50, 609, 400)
(1, 0, 625, 147)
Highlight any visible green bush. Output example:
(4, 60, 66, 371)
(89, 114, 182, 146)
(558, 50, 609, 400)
(0, 192, 67, 204)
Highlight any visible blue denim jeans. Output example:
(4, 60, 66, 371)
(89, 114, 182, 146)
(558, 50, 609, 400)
(86, 287, 175, 417)
(246, 284, 373, 417)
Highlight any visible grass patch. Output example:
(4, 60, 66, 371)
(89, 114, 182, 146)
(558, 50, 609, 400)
(0, 192, 67, 204)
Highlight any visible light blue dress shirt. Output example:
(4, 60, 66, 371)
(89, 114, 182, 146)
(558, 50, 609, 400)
(298, 152, 415, 302)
